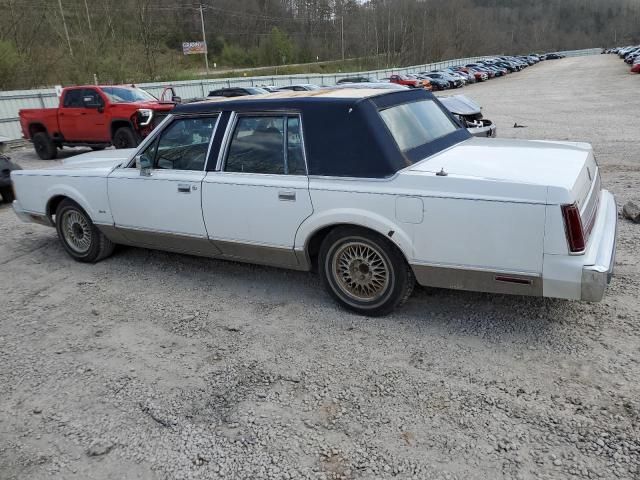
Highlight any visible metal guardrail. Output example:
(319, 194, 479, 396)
(0, 48, 600, 141)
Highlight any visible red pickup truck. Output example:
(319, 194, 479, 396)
(19, 85, 178, 159)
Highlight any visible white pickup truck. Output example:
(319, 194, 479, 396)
(11, 88, 617, 315)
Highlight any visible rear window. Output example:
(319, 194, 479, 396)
(379, 99, 458, 152)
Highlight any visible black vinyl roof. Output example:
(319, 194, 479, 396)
(174, 89, 470, 178)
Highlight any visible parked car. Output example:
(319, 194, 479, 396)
(18, 85, 177, 159)
(10, 88, 617, 316)
(260, 86, 283, 93)
(388, 74, 427, 89)
(208, 87, 269, 98)
(405, 75, 433, 91)
(0, 137, 21, 203)
(446, 68, 475, 84)
(430, 71, 464, 88)
(456, 66, 488, 82)
(420, 73, 450, 90)
(545, 53, 563, 60)
(439, 95, 497, 138)
(631, 62, 640, 73)
(466, 64, 495, 78)
(336, 76, 373, 84)
(277, 84, 321, 92)
(480, 60, 509, 74)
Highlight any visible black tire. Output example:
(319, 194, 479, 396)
(33, 132, 58, 160)
(90, 146, 105, 151)
(0, 186, 14, 203)
(54, 199, 115, 263)
(319, 226, 415, 316)
(112, 127, 137, 149)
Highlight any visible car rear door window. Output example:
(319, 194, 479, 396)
(152, 116, 217, 171)
(63, 89, 84, 108)
(225, 115, 305, 175)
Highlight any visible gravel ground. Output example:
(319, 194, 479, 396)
(1, 54, 639, 480)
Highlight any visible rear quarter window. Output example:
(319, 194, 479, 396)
(379, 99, 458, 152)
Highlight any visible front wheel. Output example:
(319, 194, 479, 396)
(55, 199, 115, 262)
(319, 227, 415, 316)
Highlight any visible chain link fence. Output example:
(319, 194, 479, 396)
(0, 48, 600, 142)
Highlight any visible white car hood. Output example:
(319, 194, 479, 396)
(13, 149, 135, 178)
(410, 137, 594, 191)
(62, 148, 134, 168)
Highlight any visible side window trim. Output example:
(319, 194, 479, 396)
(125, 113, 219, 171)
(283, 116, 289, 175)
(218, 111, 308, 176)
(293, 113, 309, 176)
(124, 113, 173, 168)
(153, 114, 220, 172)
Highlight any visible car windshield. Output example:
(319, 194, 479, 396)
(379, 99, 459, 153)
(102, 87, 156, 103)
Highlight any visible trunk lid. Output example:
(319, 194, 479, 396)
(409, 137, 597, 206)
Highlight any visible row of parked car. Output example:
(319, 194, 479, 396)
(603, 45, 640, 73)
(206, 53, 562, 98)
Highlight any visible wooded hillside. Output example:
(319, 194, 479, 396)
(1, 0, 638, 89)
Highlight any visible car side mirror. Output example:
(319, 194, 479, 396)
(138, 154, 152, 176)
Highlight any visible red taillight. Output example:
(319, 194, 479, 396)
(561, 203, 585, 253)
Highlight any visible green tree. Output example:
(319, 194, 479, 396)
(259, 27, 295, 65)
(0, 40, 21, 89)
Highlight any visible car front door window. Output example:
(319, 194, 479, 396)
(152, 116, 217, 171)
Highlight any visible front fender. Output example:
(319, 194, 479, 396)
(46, 184, 96, 218)
(295, 208, 415, 261)
(43, 180, 112, 225)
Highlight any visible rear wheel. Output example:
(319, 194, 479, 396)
(319, 226, 415, 316)
(0, 186, 14, 203)
(55, 199, 115, 262)
(33, 132, 57, 160)
(112, 127, 137, 149)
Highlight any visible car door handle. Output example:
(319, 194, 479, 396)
(177, 184, 191, 193)
(278, 191, 296, 201)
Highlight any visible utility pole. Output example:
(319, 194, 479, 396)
(58, 0, 73, 56)
(341, 16, 345, 61)
(199, 3, 210, 73)
(84, 0, 93, 33)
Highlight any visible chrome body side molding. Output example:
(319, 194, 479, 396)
(95, 224, 310, 271)
(411, 263, 543, 296)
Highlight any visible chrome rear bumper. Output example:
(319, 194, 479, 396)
(581, 191, 617, 301)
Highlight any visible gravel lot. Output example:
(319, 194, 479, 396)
(1, 54, 639, 480)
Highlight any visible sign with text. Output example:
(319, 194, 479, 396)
(182, 41, 207, 55)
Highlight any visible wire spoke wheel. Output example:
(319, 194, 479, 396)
(61, 209, 92, 254)
(332, 241, 390, 302)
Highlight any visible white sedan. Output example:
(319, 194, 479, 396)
(11, 88, 617, 315)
